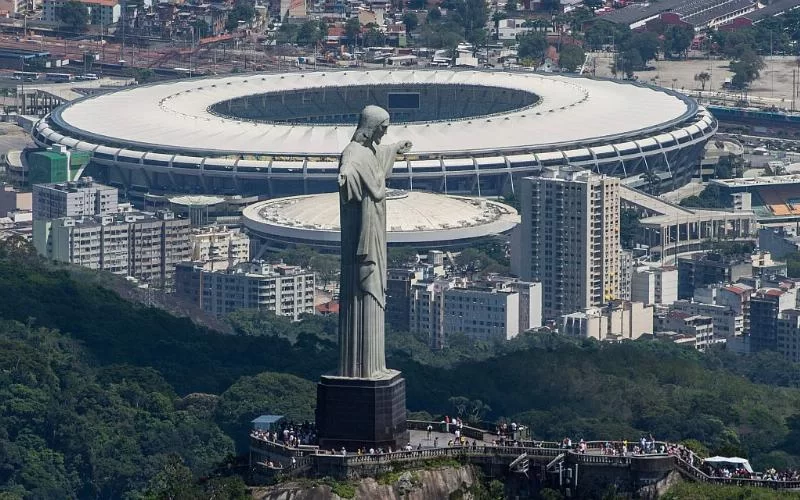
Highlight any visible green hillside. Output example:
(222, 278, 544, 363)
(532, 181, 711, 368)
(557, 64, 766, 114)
(2, 236, 800, 497)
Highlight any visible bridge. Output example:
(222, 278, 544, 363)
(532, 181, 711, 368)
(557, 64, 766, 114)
(248, 421, 800, 494)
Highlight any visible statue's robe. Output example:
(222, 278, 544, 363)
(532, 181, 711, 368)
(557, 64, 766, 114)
(337, 141, 395, 379)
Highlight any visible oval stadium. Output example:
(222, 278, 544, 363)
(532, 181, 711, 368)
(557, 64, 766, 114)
(243, 190, 519, 253)
(32, 69, 717, 197)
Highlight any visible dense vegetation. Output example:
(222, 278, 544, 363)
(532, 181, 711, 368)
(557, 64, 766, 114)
(3, 236, 800, 496)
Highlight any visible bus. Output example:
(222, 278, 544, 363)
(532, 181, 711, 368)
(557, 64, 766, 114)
(44, 72, 74, 83)
(12, 71, 40, 81)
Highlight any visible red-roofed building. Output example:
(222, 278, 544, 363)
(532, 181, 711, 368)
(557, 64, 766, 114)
(316, 301, 339, 315)
(656, 309, 715, 350)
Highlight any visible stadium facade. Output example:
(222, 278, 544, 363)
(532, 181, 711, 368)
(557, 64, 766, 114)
(32, 69, 716, 197)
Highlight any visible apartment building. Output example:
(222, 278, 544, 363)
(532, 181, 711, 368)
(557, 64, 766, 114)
(410, 278, 542, 348)
(189, 225, 250, 270)
(32, 177, 117, 220)
(560, 300, 653, 341)
(33, 210, 190, 289)
(670, 299, 743, 340)
(519, 167, 620, 320)
(175, 261, 315, 319)
(630, 265, 678, 306)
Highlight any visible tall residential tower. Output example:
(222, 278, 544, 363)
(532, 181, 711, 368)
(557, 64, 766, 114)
(519, 168, 621, 319)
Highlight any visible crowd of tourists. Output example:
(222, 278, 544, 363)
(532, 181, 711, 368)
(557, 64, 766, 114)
(250, 420, 317, 448)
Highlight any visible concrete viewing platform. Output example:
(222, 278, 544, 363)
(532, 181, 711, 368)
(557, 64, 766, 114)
(247, 421, 800, 494)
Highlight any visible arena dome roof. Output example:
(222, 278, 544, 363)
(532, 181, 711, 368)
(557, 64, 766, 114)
(32, 69, 716, 197)
(243, 190, 519, 251)
(48, 70, 691, 155)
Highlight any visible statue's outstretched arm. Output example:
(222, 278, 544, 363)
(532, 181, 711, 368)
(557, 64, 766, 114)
(384, 140, 413, 176)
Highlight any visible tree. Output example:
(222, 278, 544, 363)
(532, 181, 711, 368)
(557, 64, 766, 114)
(663, 25, 693, 59)
(584, 20, 629, 51)
(216, 372, 316, 452)
(504, 0, 518, 13)
(731, 49, 765, 88)
(443, 0, 488, 46)
(625, 31, 660, 64)
(516, 31, 547, 61)
(225, 0, 255, 31)
(427, 6, 442, 22)
(492, 11, 507, 41)
(403, 12, 419, 35)
(613, 49, 642, 79)
(388, 247, 418, 267)
(191, 19, 210, 39)
(558, 44, 585, 72)
(276, 23, 299, 44)
(296, 19, 327, 47)
(363, 25, 384, 47)
(694, 71, 711, 90)
(58, 1, 88, 32)
(539, 0, 560, 12)
(344, 17, 361, 47)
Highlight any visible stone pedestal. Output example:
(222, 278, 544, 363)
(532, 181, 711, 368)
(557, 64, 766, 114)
(316, 369, 408, 451)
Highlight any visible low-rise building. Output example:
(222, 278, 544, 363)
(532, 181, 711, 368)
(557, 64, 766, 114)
(44, 0, 121, 26)
(0, 184, 31, 216)
(630, 265, 678, 306)
(189, 225, 250, 271)
(759, 226, 800, 259)
(560, 301, 653, 341)
(656, 310, 716, 351)
(410, 277, 542, 348)
(750, 251, 787, 279)
(670, 299, 743, 339)
(175, 261, 315, 319)
(677, 252, 753, 299)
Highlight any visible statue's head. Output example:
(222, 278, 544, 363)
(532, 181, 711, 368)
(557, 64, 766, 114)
(352, 105, 390, 146)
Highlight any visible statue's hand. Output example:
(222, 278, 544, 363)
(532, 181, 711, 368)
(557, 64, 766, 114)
(396, 141, 413, 154)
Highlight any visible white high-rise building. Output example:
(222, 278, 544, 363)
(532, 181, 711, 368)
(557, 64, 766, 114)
(32, 177, 118, 220)
(519, 167, 621, 320)
(630, 265, 678, 306)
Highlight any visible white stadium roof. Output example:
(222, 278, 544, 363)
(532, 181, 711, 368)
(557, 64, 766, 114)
(242, 190, 520, 245)
(52, 70, 692, 156)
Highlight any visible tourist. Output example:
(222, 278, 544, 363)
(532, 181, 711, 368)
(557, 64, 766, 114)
(434, 437, 439, 448)
(427, 424, 433, 439)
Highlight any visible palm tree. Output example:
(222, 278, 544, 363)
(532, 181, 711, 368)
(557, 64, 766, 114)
(492, 11, 507, 41)
(694, 71, 711, 91)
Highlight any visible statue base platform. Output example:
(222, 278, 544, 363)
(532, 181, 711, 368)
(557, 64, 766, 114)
(316, 370, 408, 451)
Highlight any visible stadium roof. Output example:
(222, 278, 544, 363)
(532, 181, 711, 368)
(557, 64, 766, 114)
(710, 174, 800, 188)
(684, 0, 754, 26)
(599, 0, 754, 27)
(242, 191, 519, 245)
(50, 70, 692, 157)
(749, 0, 800, 22)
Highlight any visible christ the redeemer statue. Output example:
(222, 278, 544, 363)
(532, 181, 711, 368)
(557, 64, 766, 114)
(337, 105, 412, 379)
